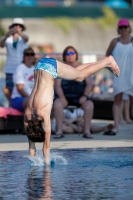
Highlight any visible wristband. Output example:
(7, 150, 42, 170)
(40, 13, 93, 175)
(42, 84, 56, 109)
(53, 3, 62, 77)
(83, 94, 88, 98)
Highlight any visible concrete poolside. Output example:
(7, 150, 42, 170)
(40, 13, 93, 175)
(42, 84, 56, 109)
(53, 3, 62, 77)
(0, 119, 133, 151)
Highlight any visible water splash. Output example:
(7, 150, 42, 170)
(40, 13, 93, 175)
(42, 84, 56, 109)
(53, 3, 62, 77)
(25, 154, 45, 166)
(24, 151, 68, 166)
(51, 152, 68, 165)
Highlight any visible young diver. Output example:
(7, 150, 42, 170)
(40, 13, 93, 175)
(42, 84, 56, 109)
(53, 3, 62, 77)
(24, 56, 120, 165)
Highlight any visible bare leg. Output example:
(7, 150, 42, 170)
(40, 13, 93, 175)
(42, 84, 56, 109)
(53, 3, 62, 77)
(129, 96, 133, 119)
(119, 101, 126, 124)
(90, 124, 105, 133)
(112, 93, 123, 132)
(63, 119, 83, 133)
(53, 98, 66, 138)
(62, 123, 74, 133)
(123, 100, 133, 123)
(57, 56, 120, 81)
(81, 100, 94, 138)
(90, 124, 114, 133)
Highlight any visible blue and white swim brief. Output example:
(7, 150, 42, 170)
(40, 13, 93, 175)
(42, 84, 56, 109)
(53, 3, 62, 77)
(34, 58, 58, 78)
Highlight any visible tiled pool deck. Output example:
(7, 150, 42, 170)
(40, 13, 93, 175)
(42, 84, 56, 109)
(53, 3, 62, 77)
(0, 119, 133, 151)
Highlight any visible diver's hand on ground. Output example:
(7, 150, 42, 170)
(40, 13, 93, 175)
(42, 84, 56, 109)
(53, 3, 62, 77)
(44, 159, 50, 166)
(43, 148, 50, 166)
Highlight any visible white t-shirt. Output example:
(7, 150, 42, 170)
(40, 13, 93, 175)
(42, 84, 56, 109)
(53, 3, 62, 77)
(3, 35, 28, 74)
(63, 108, 84, 119)
(11, 63, 35, 99)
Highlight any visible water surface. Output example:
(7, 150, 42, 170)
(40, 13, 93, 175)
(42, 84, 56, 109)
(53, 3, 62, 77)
(0, 148, 133, 200)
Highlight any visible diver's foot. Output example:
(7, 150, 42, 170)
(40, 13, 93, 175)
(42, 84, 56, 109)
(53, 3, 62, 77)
(107, 56, 120, 77)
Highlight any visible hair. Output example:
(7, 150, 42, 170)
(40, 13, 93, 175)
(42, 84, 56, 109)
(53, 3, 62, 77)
(117, 25, 132, 34)
(25, 120, 45, 143)
(9, 24, 25, 31)
(62, 46, 78, 62)
(22, 47, 36, 65)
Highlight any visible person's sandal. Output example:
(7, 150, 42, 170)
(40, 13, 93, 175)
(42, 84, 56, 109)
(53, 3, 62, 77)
(54, 133, 64, 139)
(82, 134, 93, 139)
(103, 130, 116, 135)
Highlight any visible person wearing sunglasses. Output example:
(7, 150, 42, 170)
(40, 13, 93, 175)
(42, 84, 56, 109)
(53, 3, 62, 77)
(0, 18, 28, 103)
(54, 46, 94, 139)
(10, 48, 35, 113)
(106, 18, 133, 135)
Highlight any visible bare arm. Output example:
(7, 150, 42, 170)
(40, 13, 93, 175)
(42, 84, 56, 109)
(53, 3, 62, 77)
(11, 27, 29, 42)
(42, 114, 51, 165)
(83, 77, 92, 96)
(17, 31, 29, 42)
(106, 38, 117, 56)
(16, 84, 29, 97)
(0, 29, 15, 47)
(79, 77, 92, 105)
(0, 36, 7, 48)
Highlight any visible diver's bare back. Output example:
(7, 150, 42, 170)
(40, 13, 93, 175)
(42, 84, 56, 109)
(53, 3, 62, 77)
(26, 70, 54, 122)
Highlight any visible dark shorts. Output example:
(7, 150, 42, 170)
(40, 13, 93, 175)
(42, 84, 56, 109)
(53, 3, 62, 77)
(54, 97, 90, 107)
(10, 97, 25, 112)
(5, 73, 14, 89)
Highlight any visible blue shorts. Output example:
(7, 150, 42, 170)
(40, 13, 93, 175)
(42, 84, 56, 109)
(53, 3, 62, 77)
(10, 97, 26, 112)
(34, 58, 58, 78)
(5, 73, 14, 89)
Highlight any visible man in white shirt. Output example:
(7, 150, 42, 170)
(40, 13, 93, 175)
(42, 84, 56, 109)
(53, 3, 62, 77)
(0, 18, 29, 103)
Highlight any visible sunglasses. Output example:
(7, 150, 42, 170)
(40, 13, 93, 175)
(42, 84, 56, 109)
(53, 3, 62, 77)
(119, 26, 128, 30)
(65, 51, 76, 56)
(24, 53, 35, 56)
(12, 24, 23, 28)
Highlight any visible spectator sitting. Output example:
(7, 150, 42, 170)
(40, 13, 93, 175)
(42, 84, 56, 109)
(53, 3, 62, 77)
(54, 46, 94, 139)
(10, 47, 35, 112)
(0, 18, 28, 102)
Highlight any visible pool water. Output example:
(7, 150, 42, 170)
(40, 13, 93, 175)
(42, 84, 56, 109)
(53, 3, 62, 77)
(0, 148, 133, 200)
